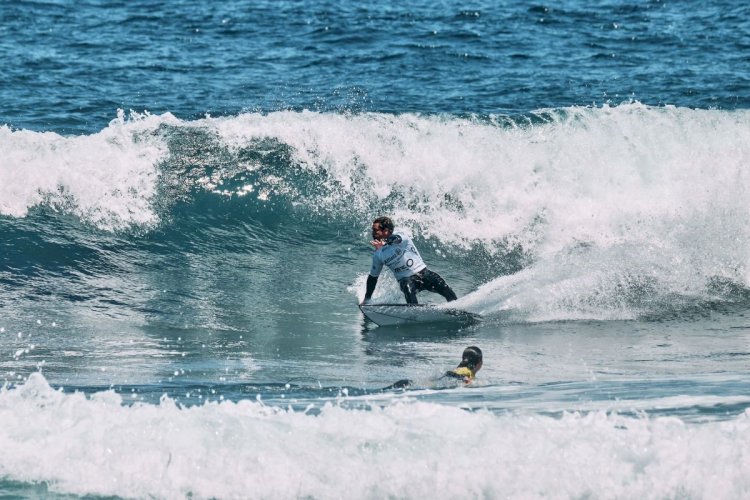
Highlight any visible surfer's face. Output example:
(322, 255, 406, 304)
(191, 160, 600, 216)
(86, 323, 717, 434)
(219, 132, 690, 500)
(371, 223, 389, 240)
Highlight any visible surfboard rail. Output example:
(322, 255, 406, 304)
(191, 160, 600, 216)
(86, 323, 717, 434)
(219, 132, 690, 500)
(358, 303, 480, 327)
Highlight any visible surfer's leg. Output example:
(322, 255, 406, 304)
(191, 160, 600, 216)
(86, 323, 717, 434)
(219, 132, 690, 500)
(420, 269, 457, 302)
(399, 276, 419, 304)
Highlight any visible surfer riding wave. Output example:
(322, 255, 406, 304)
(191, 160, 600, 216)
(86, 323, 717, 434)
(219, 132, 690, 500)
(361, 216, 457, 305)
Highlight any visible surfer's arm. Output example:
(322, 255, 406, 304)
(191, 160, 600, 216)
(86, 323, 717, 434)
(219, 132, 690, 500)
(365, 253, 383, 303)
(363, 275, 378, 302)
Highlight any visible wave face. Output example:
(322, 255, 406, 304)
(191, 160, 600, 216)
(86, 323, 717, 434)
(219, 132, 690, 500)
(3, 104, 750, 322)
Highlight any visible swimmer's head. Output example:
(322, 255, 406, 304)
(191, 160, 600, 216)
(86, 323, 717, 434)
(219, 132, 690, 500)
(457, 346, 483, 372)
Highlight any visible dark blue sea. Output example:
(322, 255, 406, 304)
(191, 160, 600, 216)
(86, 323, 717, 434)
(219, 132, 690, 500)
(2, 1, 750, 498)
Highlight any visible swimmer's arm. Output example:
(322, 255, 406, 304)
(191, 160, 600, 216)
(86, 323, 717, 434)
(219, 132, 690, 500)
(443, 370, 471, 384)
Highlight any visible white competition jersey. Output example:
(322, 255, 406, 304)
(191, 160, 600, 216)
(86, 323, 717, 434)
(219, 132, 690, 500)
(369, 227, 426, 281)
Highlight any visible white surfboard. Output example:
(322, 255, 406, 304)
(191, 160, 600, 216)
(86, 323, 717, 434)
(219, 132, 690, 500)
(358, 303, 480, 327)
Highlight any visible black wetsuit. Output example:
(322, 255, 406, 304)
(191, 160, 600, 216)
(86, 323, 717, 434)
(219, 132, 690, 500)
(398, 268, 457, 304)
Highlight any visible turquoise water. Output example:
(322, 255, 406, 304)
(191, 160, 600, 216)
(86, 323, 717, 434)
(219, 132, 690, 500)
(2, 1, 750, 498)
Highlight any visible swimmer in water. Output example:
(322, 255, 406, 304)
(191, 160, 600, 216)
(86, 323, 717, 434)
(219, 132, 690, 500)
(443, 346, 483, 384)
(382, 346, 483, 390)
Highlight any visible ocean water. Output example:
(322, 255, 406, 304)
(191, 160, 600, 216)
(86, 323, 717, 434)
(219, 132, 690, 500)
(2, 0, 750, 498)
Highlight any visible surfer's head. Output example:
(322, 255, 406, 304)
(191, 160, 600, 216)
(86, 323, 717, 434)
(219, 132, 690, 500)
(457, 346, 483, 373)
(372, 216, 394, 240)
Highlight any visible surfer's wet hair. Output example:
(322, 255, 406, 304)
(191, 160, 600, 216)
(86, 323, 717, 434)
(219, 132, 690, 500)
(372, 216, 394, 232)
(457, 346, 483, 370)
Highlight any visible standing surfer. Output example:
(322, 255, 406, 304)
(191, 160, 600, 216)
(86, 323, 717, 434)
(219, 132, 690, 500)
(362, 216, 457, 305)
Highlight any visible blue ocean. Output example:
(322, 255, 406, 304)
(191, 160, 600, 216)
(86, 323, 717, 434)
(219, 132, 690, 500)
(2, 0, 750, 498)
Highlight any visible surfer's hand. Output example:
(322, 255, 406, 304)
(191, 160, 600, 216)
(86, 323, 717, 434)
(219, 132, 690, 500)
(360, 297, 371, 305)
(371, 239, 386, 250)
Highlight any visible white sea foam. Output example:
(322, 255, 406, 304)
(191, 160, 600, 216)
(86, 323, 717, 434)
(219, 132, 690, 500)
(210, 104, 750, 247)
(1, 373, 749, 499)
(0, 110, 174, 230)
(5, 104, 749, 244)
